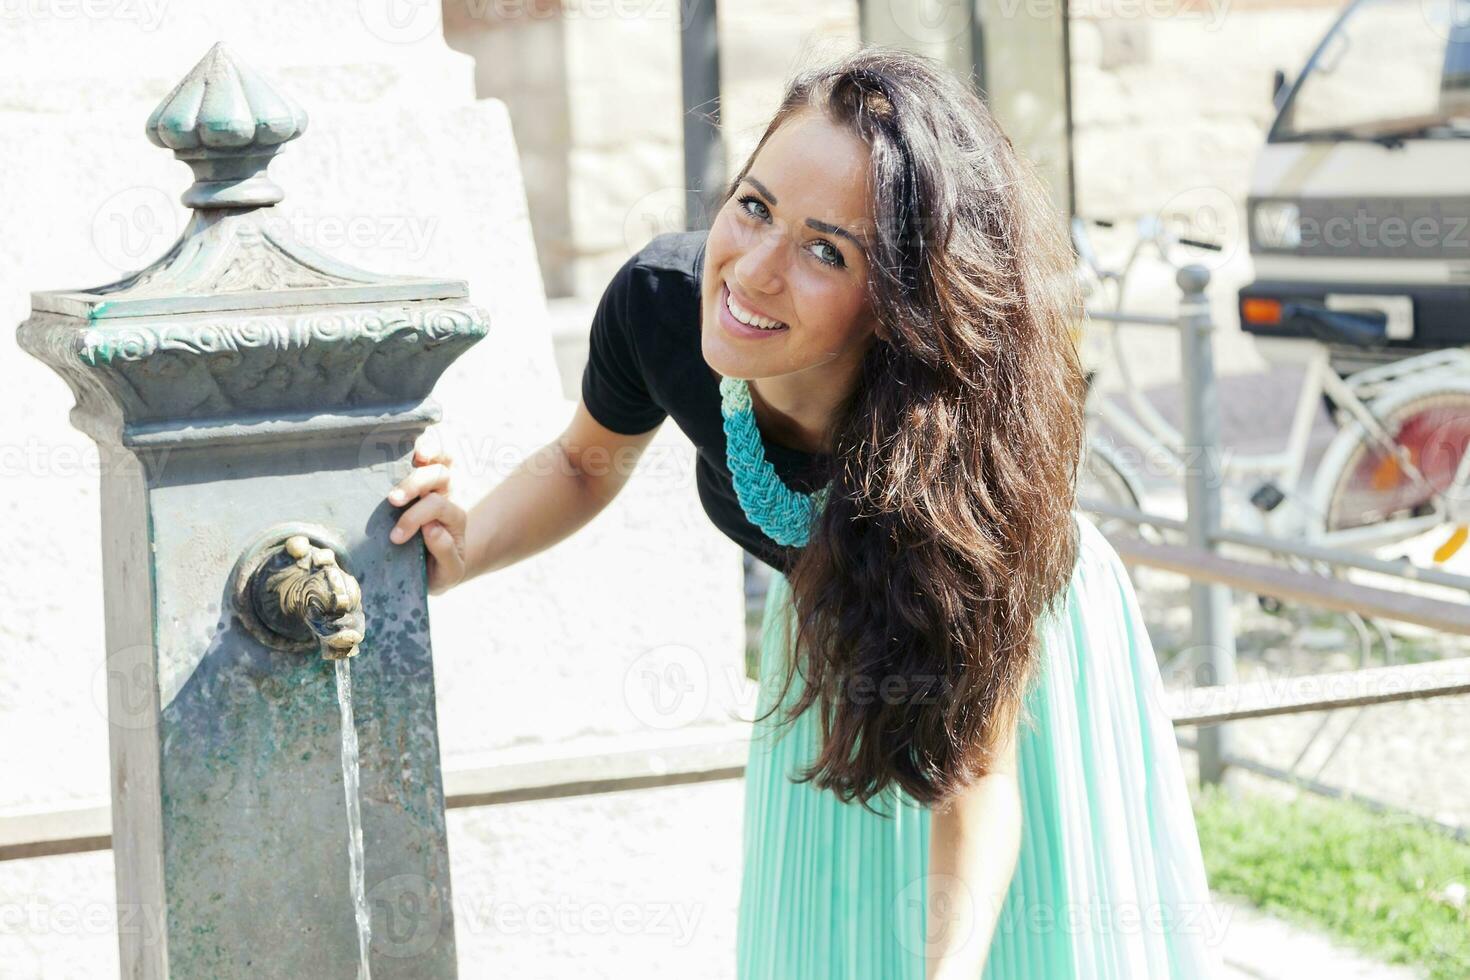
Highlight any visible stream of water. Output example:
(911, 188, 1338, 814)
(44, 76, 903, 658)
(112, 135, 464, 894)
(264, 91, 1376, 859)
(335, 657, 372, 980)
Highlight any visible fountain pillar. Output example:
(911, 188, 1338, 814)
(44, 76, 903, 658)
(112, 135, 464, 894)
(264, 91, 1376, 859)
(17, 43, 484, 978)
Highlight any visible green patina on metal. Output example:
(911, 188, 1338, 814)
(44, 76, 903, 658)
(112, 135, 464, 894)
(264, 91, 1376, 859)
(17, 42, 483, 978)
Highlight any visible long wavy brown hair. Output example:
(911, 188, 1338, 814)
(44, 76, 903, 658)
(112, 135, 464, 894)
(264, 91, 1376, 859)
(731, 45, 1087, 814)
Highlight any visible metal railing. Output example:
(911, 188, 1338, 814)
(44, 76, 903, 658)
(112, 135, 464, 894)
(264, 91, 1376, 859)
(9, 265, 1470, 863)
(1081, 263, 1470, 846)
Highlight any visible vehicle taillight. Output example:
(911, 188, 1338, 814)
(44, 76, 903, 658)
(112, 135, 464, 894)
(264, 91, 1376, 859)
(1242, 297, 1283, 326)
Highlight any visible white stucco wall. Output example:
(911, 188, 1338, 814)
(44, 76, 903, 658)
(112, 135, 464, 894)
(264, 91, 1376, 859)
(447, 0, 862, 299)
(0, 2, 748, 974)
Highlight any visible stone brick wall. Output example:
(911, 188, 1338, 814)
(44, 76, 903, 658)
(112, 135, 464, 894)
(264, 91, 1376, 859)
(447, 0, 1342, 318)
(446, 0, 861, 299)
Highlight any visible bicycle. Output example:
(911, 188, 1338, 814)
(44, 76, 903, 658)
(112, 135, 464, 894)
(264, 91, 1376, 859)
(1072, 213, 1470, 788)
(1073, 214, 1470, 580)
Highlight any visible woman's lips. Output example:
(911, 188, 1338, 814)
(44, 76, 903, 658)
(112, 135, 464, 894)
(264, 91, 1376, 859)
(718, 282, 789, 340)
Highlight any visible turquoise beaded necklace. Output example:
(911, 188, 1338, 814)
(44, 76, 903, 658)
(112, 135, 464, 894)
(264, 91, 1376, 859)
(718, 375, 832, 548)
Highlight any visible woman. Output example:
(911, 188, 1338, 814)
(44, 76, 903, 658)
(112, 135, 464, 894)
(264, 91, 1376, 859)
(385, 45, 1224, 979)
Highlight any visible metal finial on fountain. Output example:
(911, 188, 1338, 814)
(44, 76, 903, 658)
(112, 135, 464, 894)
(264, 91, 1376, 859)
(29, 42, 466, 324)
(145, 41, 309, 210)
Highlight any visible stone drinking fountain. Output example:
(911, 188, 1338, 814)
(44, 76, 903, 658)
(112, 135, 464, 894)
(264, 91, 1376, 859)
(17, 43, 486, 977)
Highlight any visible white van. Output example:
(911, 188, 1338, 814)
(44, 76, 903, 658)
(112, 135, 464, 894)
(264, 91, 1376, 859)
(1238, 0, 1470, 377)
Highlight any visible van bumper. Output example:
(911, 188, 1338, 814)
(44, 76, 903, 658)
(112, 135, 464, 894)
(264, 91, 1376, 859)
(1238, 278, 1470, 348)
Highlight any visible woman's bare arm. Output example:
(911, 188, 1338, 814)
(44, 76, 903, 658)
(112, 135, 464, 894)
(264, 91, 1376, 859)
(386, 399, 662, 592)
(925, 727, 1024, 980)
(462, 401, 661, 578)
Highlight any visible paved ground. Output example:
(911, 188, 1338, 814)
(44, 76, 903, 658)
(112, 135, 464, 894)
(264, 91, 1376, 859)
(1215, 892, 1426, 979)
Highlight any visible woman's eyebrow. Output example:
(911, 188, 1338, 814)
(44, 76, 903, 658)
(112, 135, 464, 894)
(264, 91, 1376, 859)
(743, 175, 868, 252)
(744, 175, 779, 204)
(806, 217, 867, 251)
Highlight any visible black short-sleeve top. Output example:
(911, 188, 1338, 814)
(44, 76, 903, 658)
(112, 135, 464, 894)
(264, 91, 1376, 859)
(579, 229, 832, 572)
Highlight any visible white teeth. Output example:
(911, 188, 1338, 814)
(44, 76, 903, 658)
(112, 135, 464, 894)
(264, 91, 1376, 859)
(726, 287, 787, 330)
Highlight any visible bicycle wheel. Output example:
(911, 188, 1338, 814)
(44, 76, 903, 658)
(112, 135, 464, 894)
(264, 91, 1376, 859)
(1319, 385, 1470, 539)
(1077, 437, 1151, 541)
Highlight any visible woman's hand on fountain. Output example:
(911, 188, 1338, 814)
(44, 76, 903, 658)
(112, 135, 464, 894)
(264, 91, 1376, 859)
(386, 431, 469, 595)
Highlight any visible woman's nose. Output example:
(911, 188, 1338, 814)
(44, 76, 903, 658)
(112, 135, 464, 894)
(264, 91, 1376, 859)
(733, 233, 785, 296)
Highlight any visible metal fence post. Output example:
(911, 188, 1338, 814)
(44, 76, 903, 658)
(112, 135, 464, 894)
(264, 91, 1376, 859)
(1177, 264, 1238, 787)
(679, 0, 724, 231)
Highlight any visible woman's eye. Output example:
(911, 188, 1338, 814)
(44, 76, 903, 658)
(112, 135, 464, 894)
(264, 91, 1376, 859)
(809, 241, 844, 268)
(738, 195, 770, 221)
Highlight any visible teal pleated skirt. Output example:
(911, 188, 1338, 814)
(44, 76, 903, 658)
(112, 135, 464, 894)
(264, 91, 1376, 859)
(736, 511, 1225, 979)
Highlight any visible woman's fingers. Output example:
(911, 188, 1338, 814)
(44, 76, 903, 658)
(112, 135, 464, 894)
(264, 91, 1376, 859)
(390, 491, 460, 544)
(383, 434, 469, 595)
(388, 463, 451, 507)
(386, 428, 454, 509)
(414, 428, 453, 468)
(386, 491, 469, 594)
(422, 522, 466, 595)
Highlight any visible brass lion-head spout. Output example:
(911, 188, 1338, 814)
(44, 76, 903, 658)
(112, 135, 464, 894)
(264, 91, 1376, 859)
(233, 530, 365, 660)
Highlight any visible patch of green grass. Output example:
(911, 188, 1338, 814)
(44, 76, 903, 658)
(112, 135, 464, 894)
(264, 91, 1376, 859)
(1194, 784, 1470, 980)
(744, 607, 764, 682)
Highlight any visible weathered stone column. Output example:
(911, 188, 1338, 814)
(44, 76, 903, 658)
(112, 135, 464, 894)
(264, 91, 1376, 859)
(17, 43, 484, 978)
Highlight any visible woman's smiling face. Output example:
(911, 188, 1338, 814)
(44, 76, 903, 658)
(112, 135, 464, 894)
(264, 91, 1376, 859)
(700, 109, 881, 386)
